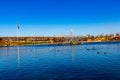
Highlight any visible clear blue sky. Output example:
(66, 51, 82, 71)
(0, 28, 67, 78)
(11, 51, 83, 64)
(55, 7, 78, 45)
(0, 0, 120, 36)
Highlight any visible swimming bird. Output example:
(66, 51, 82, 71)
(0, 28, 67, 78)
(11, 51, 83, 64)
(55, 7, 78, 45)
(97, 51, 100, 54)
(92, 47, 96, 50)
(56, 49, 60, 52)
(85, 47, 90, 50)
(30, 50, 32, 52)
(104, 52, 108, 54)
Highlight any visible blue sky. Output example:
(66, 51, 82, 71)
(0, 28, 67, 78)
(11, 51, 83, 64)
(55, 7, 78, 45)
(0, 0, 120, 36)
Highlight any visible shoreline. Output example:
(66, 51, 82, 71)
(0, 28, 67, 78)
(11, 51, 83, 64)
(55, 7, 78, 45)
(0, 41, 120, 47)
(0, 35, 120, 47)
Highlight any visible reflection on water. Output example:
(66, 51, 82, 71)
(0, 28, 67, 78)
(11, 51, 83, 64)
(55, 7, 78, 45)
(71, 46, 74, 64)
(0, 42, 120, 80)
(17, 46, 20, 68)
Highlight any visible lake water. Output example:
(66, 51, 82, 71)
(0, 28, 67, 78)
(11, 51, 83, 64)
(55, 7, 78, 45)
(0, 42, 120, 80)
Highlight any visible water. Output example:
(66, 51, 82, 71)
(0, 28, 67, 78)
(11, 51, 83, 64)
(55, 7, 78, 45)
(0, 42, 120, 80)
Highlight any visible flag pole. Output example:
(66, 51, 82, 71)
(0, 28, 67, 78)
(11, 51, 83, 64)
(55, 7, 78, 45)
(16, 24, 20, 68)
(17, 24, 19, 42)
(17, 24, 18, 42)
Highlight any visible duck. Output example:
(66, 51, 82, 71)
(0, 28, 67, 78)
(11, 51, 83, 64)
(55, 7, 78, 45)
(97, 51, 100, 54)
(85, 47, 90, 50)
(92, 47, 96, 50)
(104, 52, 108, 54)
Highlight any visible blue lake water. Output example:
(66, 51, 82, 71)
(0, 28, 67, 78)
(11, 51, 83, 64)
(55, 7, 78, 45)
(0, 42, 120, 80)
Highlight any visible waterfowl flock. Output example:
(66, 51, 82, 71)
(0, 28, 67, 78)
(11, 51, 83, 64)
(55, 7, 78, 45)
(85, 47, 108, 54)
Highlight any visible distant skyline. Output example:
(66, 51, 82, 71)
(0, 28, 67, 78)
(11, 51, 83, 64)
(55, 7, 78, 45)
(0, 0, 120, 36)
